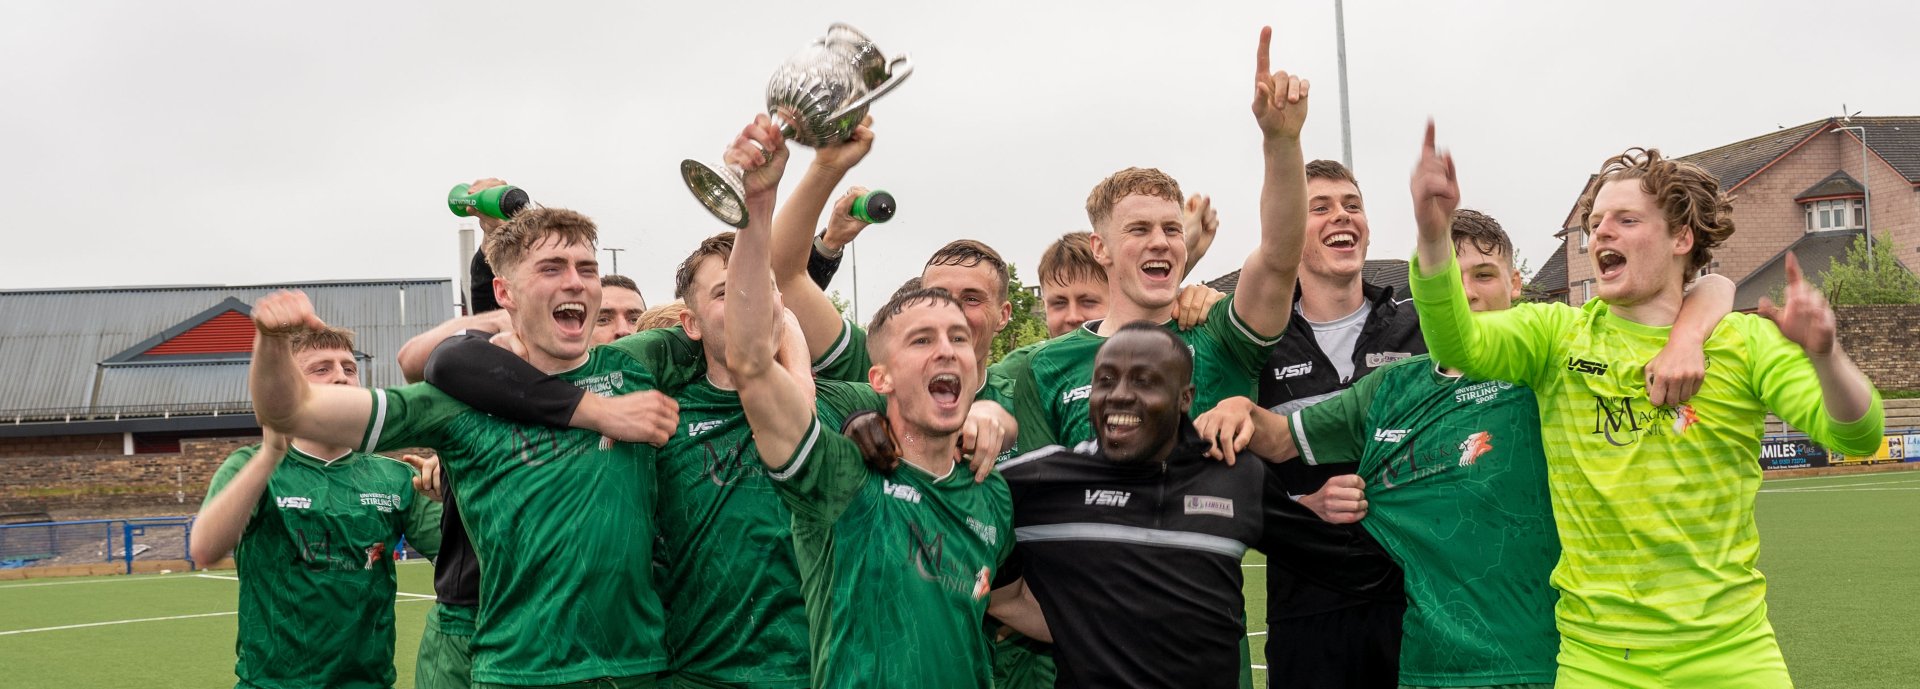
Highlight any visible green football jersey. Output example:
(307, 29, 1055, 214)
(1408, 252, 1885, 648)
(204, 443, 441, 689)
(769, 397, 1016, 689)
(1009, 294, 1280, 450)
(655, 379, 884, 688)
(358, 346, 675, 686)
(811, 316, 873, 383)
(1290, 355, 1558, 686)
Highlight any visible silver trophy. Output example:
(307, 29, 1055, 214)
(681, 23, 914, 228)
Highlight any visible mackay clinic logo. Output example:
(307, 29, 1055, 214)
(1457, 431, 1493, 466)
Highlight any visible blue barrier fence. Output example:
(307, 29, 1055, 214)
(0, 517, 196, 573)
(0, 517, 427, 574)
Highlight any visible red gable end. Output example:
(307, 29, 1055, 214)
(143, 310, 254, 355)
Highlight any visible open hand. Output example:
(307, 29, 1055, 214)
(1757, 252, 1838, 357)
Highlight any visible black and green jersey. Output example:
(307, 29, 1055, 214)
(1010, 294, 1280, 449)
(358, 344, 685, 686)
(656, 379, 883, 688)
(204, 443, 441, 689)
(1289, 355, 1558, 686)
(769, 386, 1016, 689)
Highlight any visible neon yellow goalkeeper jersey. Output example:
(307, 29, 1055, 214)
(1407, 252, 1883, 648)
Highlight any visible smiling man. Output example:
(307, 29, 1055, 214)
(247, 207, 696, 689)
(986, 323, 1330, 689)
(1408, 123, 1882, 688)
(721, 114, 1013, 688)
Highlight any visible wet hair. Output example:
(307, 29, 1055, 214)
(674, 232, 736, 301)
(481, 207, 599, 276)
(866, 287, 964, 361)
(925, 239, 1010, 301)
(1450, 209, 1513, 267)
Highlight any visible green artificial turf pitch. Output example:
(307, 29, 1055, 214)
(3, 471, 1915, 688)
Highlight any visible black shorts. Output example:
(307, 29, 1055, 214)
(1265, 599, 1405, 689)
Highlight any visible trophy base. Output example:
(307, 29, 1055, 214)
(681, 159, 750, 229)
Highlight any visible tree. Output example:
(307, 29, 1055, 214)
(826, 290, 850, 314)
(1820, 233, 1920, 306)
(991, 264, 1050, 363)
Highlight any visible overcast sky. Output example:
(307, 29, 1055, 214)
(6, 1, 1918, 319)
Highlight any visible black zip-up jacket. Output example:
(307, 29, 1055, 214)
(997, 420, 1395, 689)
(1257, 281, 1425, 619)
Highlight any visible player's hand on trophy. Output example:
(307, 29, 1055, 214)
(822, 186, 876, 252)
(1757, 252, 1838, 358)
(1410, 120, 1461, 240)
(1300, 474, 1369, 524)
(1181, 193, 1219, 274)
(1193, 396, 1256, 465)
(957, 402, 1014, 483)
(1173, 284, 1226, 331)
(811, 114, 876, 175)
(842, 410, 901, 476)
(400, 454, 448, 503)
(251, 291, 328, 337)
(727, 114, 791, 203)
(1251, 27, 1309, 141)
(463, 177, 511, 234)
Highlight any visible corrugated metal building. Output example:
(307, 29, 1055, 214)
(0, 279, 454, 453)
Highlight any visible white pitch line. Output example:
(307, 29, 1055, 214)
(196, 574, 238, 582)
(1252, 664, 1267, 670)
(0, 572, 215, 589)
(1247, 631, 1267, 637)
(1242, 564, 1265, 568)
(0, 611, 236, 636)
(1765, 476, 1920, 491)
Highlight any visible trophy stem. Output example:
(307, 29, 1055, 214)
(680, 159, 750, 229)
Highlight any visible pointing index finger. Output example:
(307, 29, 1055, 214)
(1256, 26, 1272, 81)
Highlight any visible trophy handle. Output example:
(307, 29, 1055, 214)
(827, 54, 914, 122)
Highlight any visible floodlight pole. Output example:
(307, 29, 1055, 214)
(605, 247, 625, 276)
(1831, 125, 1872, 264)
(1334, 0, 1354, 169)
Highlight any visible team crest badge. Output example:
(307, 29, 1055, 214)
(1458, 431, 1493, 466)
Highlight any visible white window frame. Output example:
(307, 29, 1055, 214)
(1804, 198, 1866, 232)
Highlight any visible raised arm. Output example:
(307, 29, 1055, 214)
(189, 431, 289, 564)
(1644, 273, 1735, 406)
(247, 291, 377, 449)
(772, 117, 875, 361)
(726, 116, 818, 466)
(1406, 122, 1561, 385)
(1756, 253, 1881, 447)
(1230, 27, 1310, 337)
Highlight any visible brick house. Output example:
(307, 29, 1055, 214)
(1547, 116, 1920, 310)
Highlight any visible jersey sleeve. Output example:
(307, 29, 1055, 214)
(768, 414, 872, 525)
(1007, 354, 1061, 454)
(810, 317, 874, 383)
(201, 445, 264, 521)
(395, 460, 444, 560)
(815, 380, 888, 427)
(1196, 293, 1283, 377)
(1290, 363, 1391, 466)
(1407, 251, 1571, 387)
(358, 384, 466, 455)
(1740, 317, 1885, 456)
(423, 331, 583, 428)
(600, 326, 706, 393)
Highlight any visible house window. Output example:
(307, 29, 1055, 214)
(1804, 198, 1865, 232)
(1577, 229, 1590, 253)
(1577, 279, 1595, 303)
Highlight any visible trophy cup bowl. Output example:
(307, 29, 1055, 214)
(681, 23, 914, 228)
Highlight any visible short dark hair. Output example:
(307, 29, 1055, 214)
(925, 239, 1010, 301)
(674, 232, 736, 301)
(1107, 321, 1192, 380)
(866, 287, 964, 361)
(889, 277, 924, 301)
(1450, 209, 1513, 266)
(601, 274, 639, 293)
(1305, 159, 1361, 195)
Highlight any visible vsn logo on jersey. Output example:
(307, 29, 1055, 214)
(1566, 357, 1610, 376)
(687, 419, 724, 437)
(1373, 428, 1409, 443)
(1084, 489, 1131, 507)
(1063, 385, 1091, 404)
(1274, 362, 1313, 380)
(277, 496, 312, 510)
(883, 480, 923, 504)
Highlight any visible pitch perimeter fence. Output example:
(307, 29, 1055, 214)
(0, 516, 427, 574)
